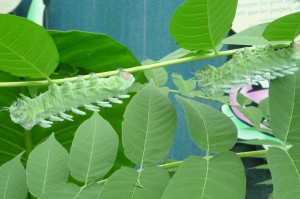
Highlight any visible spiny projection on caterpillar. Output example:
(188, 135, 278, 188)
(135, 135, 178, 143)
(7, 69, 135, 130)
(197, 43, 300, 96)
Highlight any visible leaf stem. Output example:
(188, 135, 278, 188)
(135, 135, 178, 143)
(0, 44, 289, 88)
(97, 149, 268, 185)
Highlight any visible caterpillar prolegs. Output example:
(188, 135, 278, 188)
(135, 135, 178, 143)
(9, 69, 135, 130)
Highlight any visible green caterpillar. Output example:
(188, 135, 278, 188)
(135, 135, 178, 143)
(197, 44, 300, 95)
(8, 69, 135, 130)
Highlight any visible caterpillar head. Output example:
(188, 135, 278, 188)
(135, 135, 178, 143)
(117, 69, 135, 91)
(9, 98, 32, 130)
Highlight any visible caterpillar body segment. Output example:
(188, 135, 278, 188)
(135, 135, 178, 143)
(9, 70, 135, 130)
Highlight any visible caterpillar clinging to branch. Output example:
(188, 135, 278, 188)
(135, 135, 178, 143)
(197, 44, 300, 95)
(8, 69, 135, 130)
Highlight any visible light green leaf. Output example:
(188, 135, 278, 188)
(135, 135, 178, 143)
(159, 48, 193, 61)
(144, 68, 168, 86)
(122, 81, 176, 166)
(99, 167, 170, 199)
(48, 30, 140, 72)
(39, 183, 80, 199)
(267, 145, 300, 199)
(259, 97, 270, 119)
(0, 154, 27, 199)
(236, 106, 263, 127)
(223, 23, 288, 46)
(26, 133, 69, 197)
(264, 12, 300, 41)
(169, 0, 237, 51)
(269, 67, 300, 144)
(172, 73, 196, 97)
(0, 14, 58, 78)
(76, 183, 102, 199)
(236, 93, 252, 106)
(69, 112, 119, 183)
(162, 152, 246, 199)
(176, 96, 237, 153)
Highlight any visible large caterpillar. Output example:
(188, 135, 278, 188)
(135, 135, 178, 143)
(197, 44, 300, 95)
(8, 69, 135, 130)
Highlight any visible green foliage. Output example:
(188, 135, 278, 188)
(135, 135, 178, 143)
(0, 2, 299, 199)
(169, 0, 237, 51)
(122, 81, 176, 166)
(162, 152, 246, 199)
(264, 12, 300, 42)
(269, 65, 300, 144)
(48, 30, 140, 73)
(0, 14, 58, 79)
(176, 96, 237, 153)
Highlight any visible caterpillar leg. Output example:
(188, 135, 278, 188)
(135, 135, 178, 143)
(39, 120, 53, 128)
(50, 115, 64, 121)
(84, 104, 100, 112)
(109, 97, 123, 104)
(97, 101, 112, 108)
(59, 112, 73, 121)
(71, 108, 86, 115)
(117, 94, 130, 98)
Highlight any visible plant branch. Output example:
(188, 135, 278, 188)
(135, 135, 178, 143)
(0, 44, 289, 88)
(97, 149, 268, 185)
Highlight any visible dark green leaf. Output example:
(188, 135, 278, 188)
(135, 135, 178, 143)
(235, 106, 263, 127)
(48, 30, 140, 72)
(267, 145, 300, 199)
(162, 152, 246, 199)
(100, 167, 170, 199)
(39, 183, 80, 199)
(69, 112, 119, 183)
(0, 154, 27, 199)
(122, 81, 176, 166)
(264, 12, 300, 41)
(169, 0, 237, 51)
(176, 96, 237, 153)
(223, 23, 288, 45)
(269, 67, 300, 144)
(0, 14, 58, 78)
(26, 133, 69, 197)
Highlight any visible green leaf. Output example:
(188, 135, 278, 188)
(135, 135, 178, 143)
(122, 81, 176, 166)
(26, 133, 69, 197)
(176, 96, 237, 153)
(100, 167, 170, 199)
(0, 14, 58, 78)
(223, 23, 288, 46)
(39, 183, 81, 199)
(267, 145, 300, 199)
(169, 0, 237, 51)
(144, 68, 168, 86)
(69, 112, 119, 183)
(0, 154, 27, 199)
(162, 152, 246, 199)
(172, 73, 196, 97)
(76, 183, 102, 199)
(48, 30, 140, 72)
(264, 12, 300, 41)
(235, 106, 263, 127)
(269, 67, 300, 144)
(236, 93, 252, 106)
(259, 97, 270, 119)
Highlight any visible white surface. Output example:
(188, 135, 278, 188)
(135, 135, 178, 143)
(233, 0, 300, 32)
(0, 0, 22, 13)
